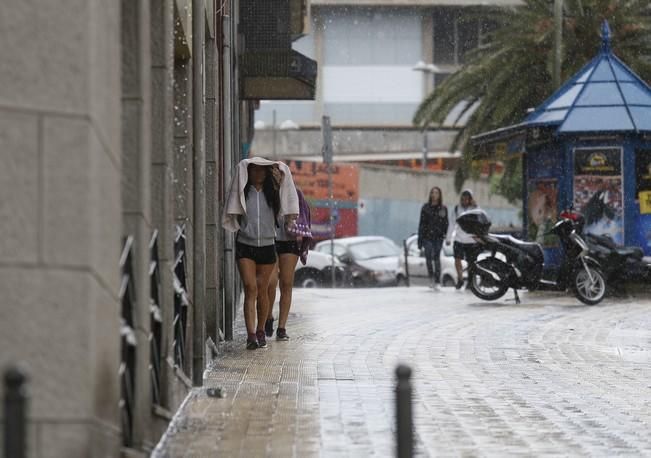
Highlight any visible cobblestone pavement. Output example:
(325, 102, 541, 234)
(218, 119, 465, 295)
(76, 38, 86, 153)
(153, 287, 651, 457)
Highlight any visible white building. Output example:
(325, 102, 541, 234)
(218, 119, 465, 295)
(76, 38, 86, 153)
(252, 0, 520, 167)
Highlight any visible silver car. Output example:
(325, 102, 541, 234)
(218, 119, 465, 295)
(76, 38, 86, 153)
(314, 236, 406, 287)
(400, 234, 462, 287)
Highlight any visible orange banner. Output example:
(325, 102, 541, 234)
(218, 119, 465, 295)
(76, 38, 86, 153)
(286, 160, 359, 201)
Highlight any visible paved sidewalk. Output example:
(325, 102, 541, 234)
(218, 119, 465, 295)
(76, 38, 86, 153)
(153, 287, 651, 457)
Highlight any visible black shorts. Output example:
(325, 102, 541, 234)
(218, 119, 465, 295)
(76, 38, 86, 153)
(235, 242, 277, 264)
(275, 240, 300, 256)
(453, 242, 482, 262)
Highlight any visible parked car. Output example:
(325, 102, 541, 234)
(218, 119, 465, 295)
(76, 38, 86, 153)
(400, 234, 509, 286)
(400, 234, 462, 286)
(313, 236, 405, 287)
(294, 250, 345, 288)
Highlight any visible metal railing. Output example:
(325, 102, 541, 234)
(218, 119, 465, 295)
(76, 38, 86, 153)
(149, 230, 163, 406)
(173, 225, 190, 371)
(119, 236, 137, 447)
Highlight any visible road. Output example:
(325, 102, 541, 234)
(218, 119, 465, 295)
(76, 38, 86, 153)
(154, 286, 651, 457)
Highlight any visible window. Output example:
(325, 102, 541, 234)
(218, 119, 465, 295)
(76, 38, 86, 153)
(317, 242, 346, 258)
(433, 9, 456, 65)
(349, 240, 400, 261)
(433, 9, 493, 66)
(458, 16, 479, 64)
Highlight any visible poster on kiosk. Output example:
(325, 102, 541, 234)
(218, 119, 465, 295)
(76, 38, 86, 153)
(636, 149, 651, 255)
(573, 147, 624, 245)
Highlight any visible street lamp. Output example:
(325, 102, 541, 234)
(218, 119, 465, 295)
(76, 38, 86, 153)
(412, 60, 442, 75)
(412, 61, 442, 170)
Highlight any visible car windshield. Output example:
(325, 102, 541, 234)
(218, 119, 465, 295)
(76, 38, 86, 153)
(349, 240, 400, 261)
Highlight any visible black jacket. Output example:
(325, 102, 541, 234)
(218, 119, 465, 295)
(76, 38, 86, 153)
(418, 204, 449, 246)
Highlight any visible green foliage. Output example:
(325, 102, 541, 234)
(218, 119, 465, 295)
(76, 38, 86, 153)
(414, 0, 651, 197)
(489, 159, 523, 204)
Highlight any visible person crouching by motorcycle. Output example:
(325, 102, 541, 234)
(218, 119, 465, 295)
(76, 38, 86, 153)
(447, 189, 482, 289)
(417, 186, 449, 290)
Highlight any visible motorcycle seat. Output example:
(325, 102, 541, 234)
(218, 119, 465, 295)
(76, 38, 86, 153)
(616, 247, 644, 260)
(491, 234, 543, 260)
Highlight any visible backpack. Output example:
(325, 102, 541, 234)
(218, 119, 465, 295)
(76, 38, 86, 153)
(287, 188, 313, 264)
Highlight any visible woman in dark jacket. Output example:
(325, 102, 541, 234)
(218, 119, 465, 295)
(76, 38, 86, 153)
(417, 186, 449, 290)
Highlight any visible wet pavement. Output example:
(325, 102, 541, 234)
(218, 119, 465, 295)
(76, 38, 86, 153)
(153, 287, 651, 457)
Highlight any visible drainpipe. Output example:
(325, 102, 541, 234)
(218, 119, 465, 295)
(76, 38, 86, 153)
(192, 0, 206, 386)
(222, 6, 235, 341)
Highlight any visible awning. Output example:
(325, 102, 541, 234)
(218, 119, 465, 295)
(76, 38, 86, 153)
(240, 50, 317, 100)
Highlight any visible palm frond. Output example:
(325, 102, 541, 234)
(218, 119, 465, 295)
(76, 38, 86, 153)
(414, 0, 651, 197)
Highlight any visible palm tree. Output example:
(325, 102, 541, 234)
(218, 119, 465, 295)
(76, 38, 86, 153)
(414, 0, 651, 200)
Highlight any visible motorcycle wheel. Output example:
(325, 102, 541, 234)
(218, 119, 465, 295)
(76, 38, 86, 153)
(468, 266, 509, 301)
(572, 265, 607, 305)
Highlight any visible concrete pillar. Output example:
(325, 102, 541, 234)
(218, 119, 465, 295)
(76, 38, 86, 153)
(0, 1, 122, 456)
(150, 0, 176, 411)
(314, 12, 325, 121)
(191, 0, 206, 386)
(121, 0, 154, 449)
(205, 21, 222, 347)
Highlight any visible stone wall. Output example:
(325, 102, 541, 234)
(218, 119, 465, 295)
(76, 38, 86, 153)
(358, 164, 521, 243)
(0, 0, 122, 456)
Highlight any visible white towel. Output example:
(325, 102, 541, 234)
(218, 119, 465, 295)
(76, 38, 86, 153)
(222, 157, 299, 232)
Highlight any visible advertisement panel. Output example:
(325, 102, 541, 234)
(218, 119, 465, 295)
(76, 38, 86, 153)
(573, 147, 624, 244)
(635, 149, 651, 254)
(527, 178, 558, 247)
(286, 160, 359, 240)
(636, 149, 651, 214)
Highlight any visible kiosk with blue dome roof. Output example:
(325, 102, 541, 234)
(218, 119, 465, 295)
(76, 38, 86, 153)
(473, 21, 651, 266)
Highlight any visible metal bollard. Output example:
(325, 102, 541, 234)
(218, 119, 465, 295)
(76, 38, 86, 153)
(395, 364, 413, 458)
(402, 240, 410, 287)
(4, 367, 28, 458)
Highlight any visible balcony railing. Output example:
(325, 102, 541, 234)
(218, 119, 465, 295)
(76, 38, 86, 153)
(149, 231, 163, 407)
(173, 225, 190, 372)
(119, 236, 137, 447)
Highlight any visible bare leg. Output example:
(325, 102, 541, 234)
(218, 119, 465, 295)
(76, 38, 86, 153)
(266, 262, 279, 322)
(255, 262, 276, 333)
(277, 253, 299, 329)
(237, 258, 258, 336)
(455, 257, 464, 283)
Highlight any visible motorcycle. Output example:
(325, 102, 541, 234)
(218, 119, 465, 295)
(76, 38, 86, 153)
(457, 209, 607, 305)
(560, 209, 651, 287)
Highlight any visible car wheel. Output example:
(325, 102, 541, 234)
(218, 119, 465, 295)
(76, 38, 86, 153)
(441, 275, 455, 287)
(294, 269, 321, 288)
(396, 275, 408, 286)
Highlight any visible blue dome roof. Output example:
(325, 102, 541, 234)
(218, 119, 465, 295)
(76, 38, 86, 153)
(524, 21, 651, 134)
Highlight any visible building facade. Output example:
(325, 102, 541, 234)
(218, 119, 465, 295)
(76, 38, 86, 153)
(250, 0, 522, 243)
(0, 0, 313, 456)
(252, 0, 520, 168)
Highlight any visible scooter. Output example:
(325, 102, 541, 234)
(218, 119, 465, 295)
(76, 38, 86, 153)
(457, 209, 608, 305)
(560, 209, 651, 286)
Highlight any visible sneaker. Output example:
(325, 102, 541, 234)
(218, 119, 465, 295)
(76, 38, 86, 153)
(246, 340, 259, 350)
(432, 282, 440, 291)
(455, 279, 464, 290)
(264, 318, 274, 337)
(256, 330, 267, 348)
(276, 328, 290, 341)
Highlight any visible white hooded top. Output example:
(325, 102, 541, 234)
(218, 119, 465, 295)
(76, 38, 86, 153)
(448, 190, 479, 245)
(222, 157, 299, 232)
